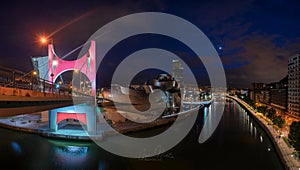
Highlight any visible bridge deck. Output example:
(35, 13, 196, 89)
(0, 95, 94, 117)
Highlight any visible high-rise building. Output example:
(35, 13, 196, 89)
(172, 59, 184, 88)
(288, 54, 300, 117)
(31, 56, 48, 80)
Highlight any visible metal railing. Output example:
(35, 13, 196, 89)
(0, 66, 70, 95)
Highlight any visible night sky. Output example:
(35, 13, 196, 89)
(1, 0, 300, 88)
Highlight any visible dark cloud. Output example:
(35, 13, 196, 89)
(224, 33, 300, 87)
(187, 0, 300, 88)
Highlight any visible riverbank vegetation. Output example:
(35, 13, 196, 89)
(288, 121, 300, 158)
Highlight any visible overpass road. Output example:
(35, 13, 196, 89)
(0, 95, 95, 117)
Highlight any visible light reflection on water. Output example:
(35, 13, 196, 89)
(55, 145, 88, 165)
(11, 141, 22, 155)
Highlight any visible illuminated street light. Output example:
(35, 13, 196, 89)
(32, 70, 38, 76)
(40, 36, 48, 44)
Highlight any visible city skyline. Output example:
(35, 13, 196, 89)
(1, 0, 300, 88)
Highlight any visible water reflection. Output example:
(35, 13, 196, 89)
(55, 145, 88, 163)
(11, 141, 22, 155)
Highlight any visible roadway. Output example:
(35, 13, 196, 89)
(0, 94, 95, 117)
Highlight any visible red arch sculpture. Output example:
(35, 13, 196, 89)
(56, 112, 87, 124)
(48, 41, 96, 96)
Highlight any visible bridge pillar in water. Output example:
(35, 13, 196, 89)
(49, 105, 96, 134)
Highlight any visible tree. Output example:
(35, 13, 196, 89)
(272, 116, 285, 128)
(289, 121, 300, 153)
(241, 96, 255, 109)
(267, 108, 276, 119)
(257, 106, 268, 115)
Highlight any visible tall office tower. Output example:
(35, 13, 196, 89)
(172, 59, 184, 88)
(31, 56, 48, 80)
(288, 54, 300, 117)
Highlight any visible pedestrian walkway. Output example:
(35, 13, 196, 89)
(228, 95, 300, 170)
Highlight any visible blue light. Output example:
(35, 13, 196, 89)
(11, 142, 22, 155)
(218, 46, 222, 50)
(55, 84, 60, 88)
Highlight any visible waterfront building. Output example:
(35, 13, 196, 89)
(288, 54, 300, 117)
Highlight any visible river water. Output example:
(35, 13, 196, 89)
(0, 100, 284, 170)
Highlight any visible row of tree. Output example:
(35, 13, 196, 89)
(256, 106, 285, 128)
(289, 121, 300, 156)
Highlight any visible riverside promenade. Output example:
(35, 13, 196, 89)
(228, 95, 300, 170)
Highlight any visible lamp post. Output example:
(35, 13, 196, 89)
(38, 35, 55, 94)
(50, 73, 54, 93)
(31, 70, 38, 90)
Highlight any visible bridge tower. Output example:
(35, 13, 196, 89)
(48, 40, 96, 96)
(47, 41, 97, 134)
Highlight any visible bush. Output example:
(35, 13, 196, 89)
(272, 116, 285, 128)
(283, 136, 292, 148)
(106, 119, 112, 125)
(289, 121, 300, 154)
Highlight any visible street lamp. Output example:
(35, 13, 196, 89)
(40, 36, 48, 44)
(50, 73, 54, 93)
(32, 70, 38, 76)
(39, 36, 53, 45)
(31, 70, 38, 90)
